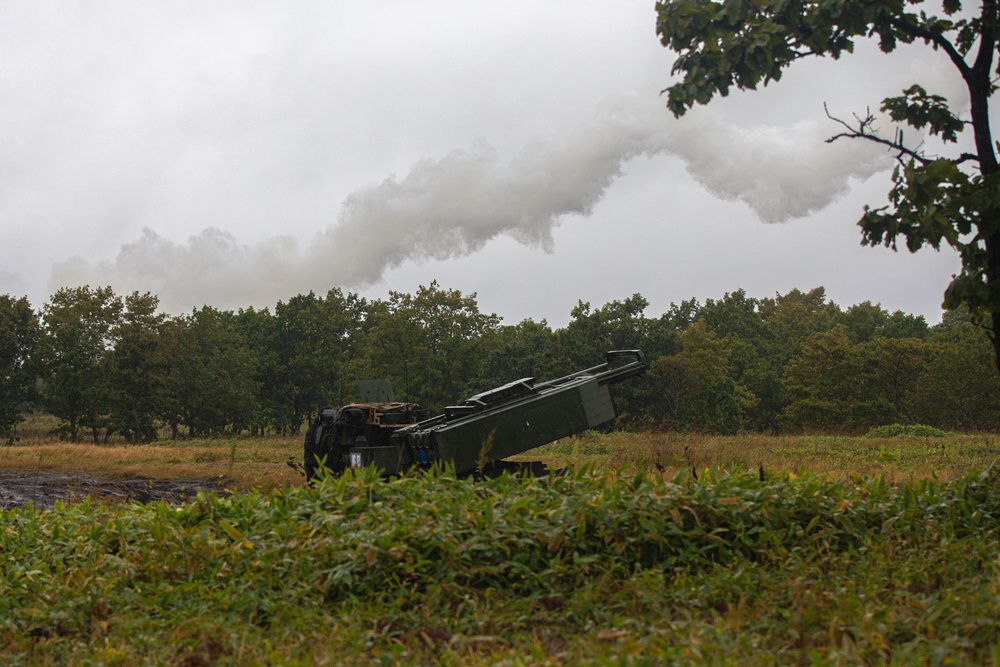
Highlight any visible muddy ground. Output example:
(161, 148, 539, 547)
(0, 470, 231, 511)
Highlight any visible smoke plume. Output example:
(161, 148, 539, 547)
(50, 93, 893, 312)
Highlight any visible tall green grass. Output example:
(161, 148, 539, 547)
(3, 465, 1000, 665)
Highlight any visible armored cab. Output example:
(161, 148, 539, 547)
(303, 380, 429, 480)
(307, 350, 645, 479)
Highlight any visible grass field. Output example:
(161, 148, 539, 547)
(2, 428, 997, 491)
(1, 427, 999, 665)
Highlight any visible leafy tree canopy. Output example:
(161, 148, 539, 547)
(40, 286, 123, 441)
(656, 0, 1000, 368)
(0, 294, 40, 439)
(361, 282, 501, 410)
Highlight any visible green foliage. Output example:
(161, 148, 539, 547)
(880, 84, 965, 143)
(5, 282, 1000, 440)
(40, 286, 123, 442)
(913, 307, 1000, 430)
(759, 287, 843, 363)
(656, 0, 910, 116)
(782, 327, 935, 432)
(162, 306, 260, 437)
(859, 160, 1000, 320)
(0, 295, 40, 440)
(857, 335, 927, 419)
(105, 292, 169, 443)
(361, 282, 501, 411)
(238, 288, 369, 435)
(842, 300, 929, 343)
(864, 423, 948, 438)
(559, 294, 662, 368)
(476, 318, 560, 388)
(649, 320, 754, 433)
(2, 466, 1000, 664)
(558, 294, 680, 429)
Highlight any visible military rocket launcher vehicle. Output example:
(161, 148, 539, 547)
(304, 350, 646, 479)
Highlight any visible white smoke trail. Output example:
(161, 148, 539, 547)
(49, 92, 893, 312)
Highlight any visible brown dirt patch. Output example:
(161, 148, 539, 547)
(0, 470, 230, 511)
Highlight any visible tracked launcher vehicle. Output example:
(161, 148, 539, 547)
(304, 350, 646, 479)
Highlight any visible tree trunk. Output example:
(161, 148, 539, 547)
(967, 26, 999, 375)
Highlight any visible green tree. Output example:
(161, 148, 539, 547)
(40, 286, 123, 442)
(361, 283, 500, 411)
(841, 301, 893, 345)
(271, 293, 328, 433)
(318, 289, 370, 404)
(780, 325, 928, 431)
(559, 294, 655, 369)
(558, 294, 679, 426)
(250, 290, 368, 434)
(106, 292, 169, 443)
(759, 288, 842, 363)
(698, 289, 784, 431)
(883, 309, 931, 340)
(656, 0, 1000, 370)
(649, 320, 753, 434)
(781, 326, 891, 432)
(661, 297, 701, 331)
(856, 336, 929, 423)
(163, 307, 259, 437)
(252, 288, 369, 433)
(0, 295, 40, 440)
(233, 305, 279, 436)
(476, 319, 560, 389)
(699, 290, 765, 345)
(913, 308, 1000, 429)
(841, 301, 930, 343)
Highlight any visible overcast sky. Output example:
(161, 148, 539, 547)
(0, 1, 973, 326)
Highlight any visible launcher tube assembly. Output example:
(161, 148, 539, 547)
(349, 350, 647, 476)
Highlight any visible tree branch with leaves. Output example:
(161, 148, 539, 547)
(656, 0, 1000, 370)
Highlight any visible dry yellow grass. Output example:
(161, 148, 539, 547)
(519, 430, 1000, 483)
(0, 437, 305, 492)
(3, 429, 997, 494)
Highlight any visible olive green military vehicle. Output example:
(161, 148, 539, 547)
(303, 350, 645, 480)
(303, 380, 430, 480)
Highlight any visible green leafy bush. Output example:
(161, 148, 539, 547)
(864, 423, 948, 438)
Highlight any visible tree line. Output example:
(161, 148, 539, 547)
(2, 282, 999, 443)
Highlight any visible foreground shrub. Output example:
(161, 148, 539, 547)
(865, 423, 949, 438)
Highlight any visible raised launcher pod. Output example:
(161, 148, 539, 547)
(344, 350, 646, 477)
